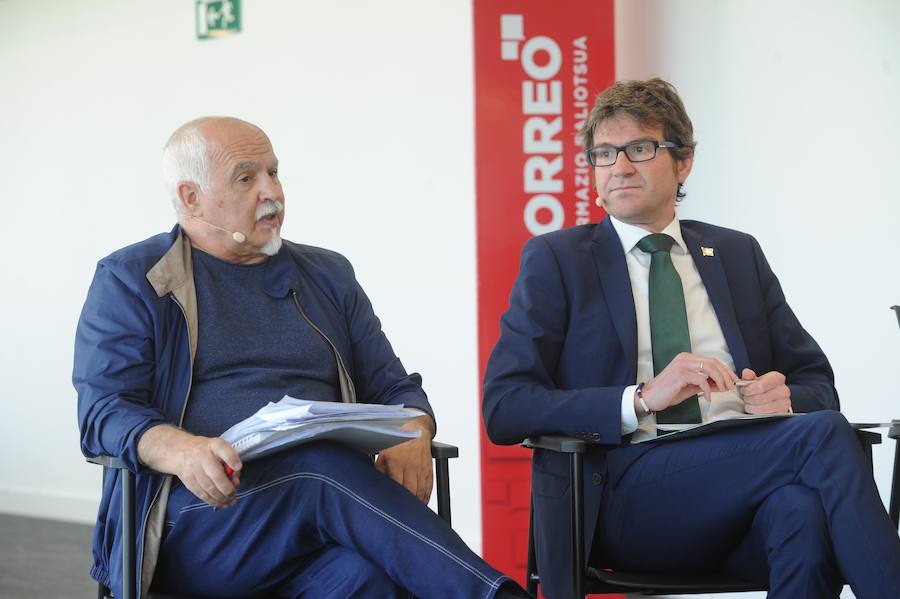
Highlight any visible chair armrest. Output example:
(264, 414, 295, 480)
(848, 425, 883, 479)
(852, 427, 882, 447)
(430, 440, 459, 459)
(522, 435, 586, 453)
(86, 455, 128, 469)
(889, 419, 900, 441)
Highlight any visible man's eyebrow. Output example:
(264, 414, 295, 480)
(231, 161, 257, 176)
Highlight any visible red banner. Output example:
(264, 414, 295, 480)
(473, 0, 615, 590)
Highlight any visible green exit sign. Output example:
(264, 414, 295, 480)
(196, 0, 241, 40)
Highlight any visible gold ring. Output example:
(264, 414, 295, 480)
(699, 361, 704, 373)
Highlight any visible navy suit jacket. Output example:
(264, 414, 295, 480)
(482, 216, 838, 598)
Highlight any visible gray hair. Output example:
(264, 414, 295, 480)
(161, 119, 213, 214)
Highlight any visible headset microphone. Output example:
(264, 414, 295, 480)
(189, 216, 247, 244)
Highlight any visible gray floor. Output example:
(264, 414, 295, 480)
(0, 513, 98, 598)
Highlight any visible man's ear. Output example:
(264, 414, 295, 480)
(176, 181, 200, 215)
(675, 152, 694, 185)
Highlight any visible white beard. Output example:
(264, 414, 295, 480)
(259, 229, 283, 256)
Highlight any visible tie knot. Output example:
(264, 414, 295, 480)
(636, 233, 675, 255)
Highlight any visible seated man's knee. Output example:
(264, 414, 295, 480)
(804, 409, 849, 430)
(794, 410, 856, 448)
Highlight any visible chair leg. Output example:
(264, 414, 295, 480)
(890, 435, 899, 529)
(435, 456, 451, 526)
(121, 468, 135, 599)
(526, 496, 538, 596)
(98, 466, 114, 599)
(571, 452, 584, 599)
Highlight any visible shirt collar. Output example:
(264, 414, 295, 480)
(609, 213, 688, 256)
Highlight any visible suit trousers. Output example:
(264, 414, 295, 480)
(152, 440, 510, 598)
(593, 411, 900, 599)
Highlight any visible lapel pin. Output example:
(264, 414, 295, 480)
(701, 246, 715, 257)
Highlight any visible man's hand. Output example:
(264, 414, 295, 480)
(137, 424, 242, 509)
(374, 415, 435, 504)
(740, 368, 792, 414)
(639, 352, 739, 414)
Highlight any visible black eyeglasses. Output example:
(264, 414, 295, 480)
(586, 140, 679, 167)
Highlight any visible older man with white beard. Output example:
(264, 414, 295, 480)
(74, 117, 530, 599)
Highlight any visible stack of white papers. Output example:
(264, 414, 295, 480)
(221, 396, 423, 460)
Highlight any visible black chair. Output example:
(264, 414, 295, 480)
(88, 440, 459, 599)
(523, 424, 899, 598)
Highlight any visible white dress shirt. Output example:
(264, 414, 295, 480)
(610, 214, 738, 443)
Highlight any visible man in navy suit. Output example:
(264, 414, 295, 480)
(483, 78, 900, 599)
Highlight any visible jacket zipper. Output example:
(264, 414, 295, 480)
(290, 290, 356, 403)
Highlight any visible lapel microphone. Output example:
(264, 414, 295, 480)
(189, 215, 247, 244)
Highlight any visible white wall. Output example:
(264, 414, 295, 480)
(1, 0, 898, 588)
(616, 1, 900, 597)
(0, 0, 483, 550)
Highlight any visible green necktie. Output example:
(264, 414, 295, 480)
(636, 233, 701, 424)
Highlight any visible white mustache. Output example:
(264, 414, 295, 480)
(256, 199, 283, 221)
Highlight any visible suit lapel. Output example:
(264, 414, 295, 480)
(681, 224, 750, 371)
(591, 218, 638, 381)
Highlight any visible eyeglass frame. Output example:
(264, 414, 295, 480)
(585, 140, 681, 167)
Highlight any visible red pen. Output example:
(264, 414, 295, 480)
(213, 465, 239, 512)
